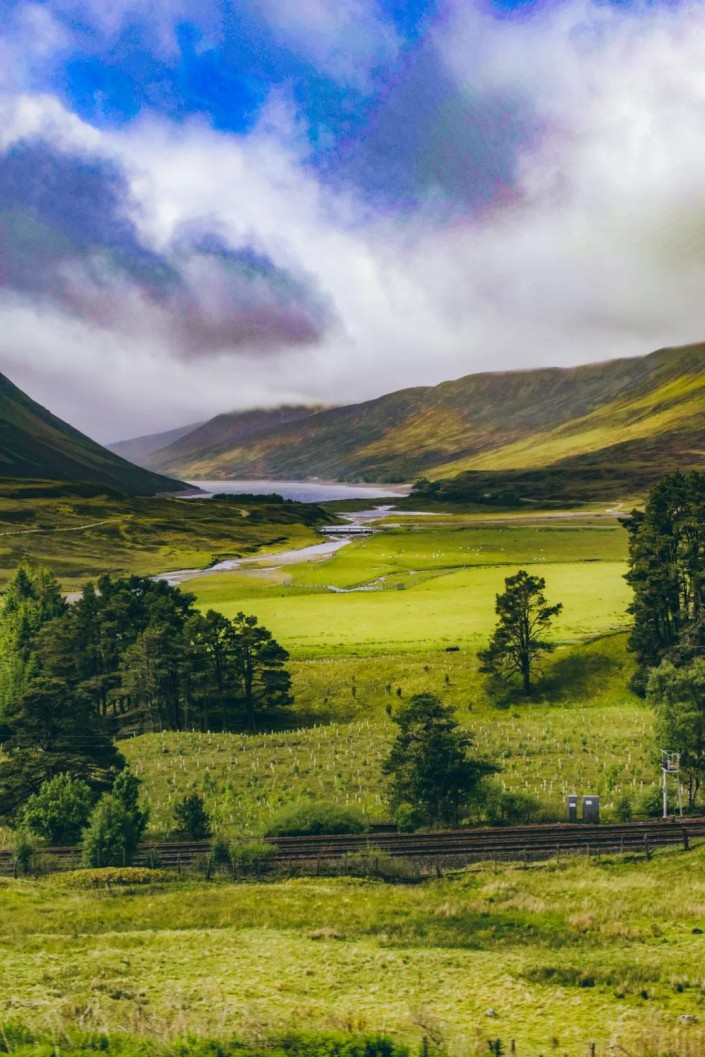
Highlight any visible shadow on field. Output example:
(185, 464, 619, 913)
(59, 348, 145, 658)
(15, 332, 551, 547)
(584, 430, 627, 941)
(485, 646, 621, 709)
(539, 649, 620, 703)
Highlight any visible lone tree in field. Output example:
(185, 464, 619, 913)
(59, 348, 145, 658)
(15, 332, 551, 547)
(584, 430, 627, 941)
(623, 471, 705, 691)
(383, 693, 496, 829)
(478, 570, 563, 695)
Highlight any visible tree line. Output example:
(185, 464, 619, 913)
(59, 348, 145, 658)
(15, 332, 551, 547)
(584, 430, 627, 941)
(0, 563, 292, 820)
(623, 471, 705, 808)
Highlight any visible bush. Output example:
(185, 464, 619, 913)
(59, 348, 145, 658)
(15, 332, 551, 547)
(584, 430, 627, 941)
(265, 800, 369, 838)
(394, 803, 423, 833)
(481, 785, 545, 826)
(173, 793, 212, 840)
(82, 772, 148, 868)
(10, 828, 36, 875)
(341, 848, 420, 883)
(230, 840, 277, 877)
(21, 773, 93, 844)
(636, 785, 663, 819)
(613, 793, 633, 821)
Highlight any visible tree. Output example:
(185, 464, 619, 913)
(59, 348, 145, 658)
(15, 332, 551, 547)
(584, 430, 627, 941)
(382, 693, 496, 829)
(623, 471, 705, 690)
(478, 570, 563, 695)
(0, 676, 124, 820)
(648, 659, 705, 809)
(229, 613, 292, 731)
(0, 561, 66, 717)
(22, 773, 93, 844)
(82, 769, 148, 867)
(173, 792, 212, 840)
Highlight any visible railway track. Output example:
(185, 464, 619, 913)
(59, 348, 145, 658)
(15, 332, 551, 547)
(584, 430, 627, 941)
(2, 818, 704, 876)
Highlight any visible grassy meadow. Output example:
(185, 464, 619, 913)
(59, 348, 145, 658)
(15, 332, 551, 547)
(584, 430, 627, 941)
(190, 517, 631, 657)
(3, 499, 680, 1054)
(114, 511, 649, 840)
(3, 845, 705, 1055)
(0, 490, 324, 591)
(117, 633, 649, 839)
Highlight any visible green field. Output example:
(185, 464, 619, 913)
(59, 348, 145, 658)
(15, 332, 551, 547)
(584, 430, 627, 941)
(113, 633, 647, 840)
(4, 845, 705, 1054)
(190, 518, 630, 657)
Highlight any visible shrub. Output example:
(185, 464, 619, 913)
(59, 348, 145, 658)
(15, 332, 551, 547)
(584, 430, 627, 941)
(481, 785, 545, 826)
(636, 786, 663, 819)
(230, 840, 277, 877)
(341, 848, 420, 883)
(82, 772, 148, 868)
(173, 793, 212, 840)
(613, 793, 633, 822)
(10, 828, 36, 875)
(394, 803, 423, 833)
(265, 800, 369, 837)
(21, 773, 93, 844)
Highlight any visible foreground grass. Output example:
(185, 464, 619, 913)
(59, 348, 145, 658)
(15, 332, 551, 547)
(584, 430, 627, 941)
(3, 847, 705, 1054)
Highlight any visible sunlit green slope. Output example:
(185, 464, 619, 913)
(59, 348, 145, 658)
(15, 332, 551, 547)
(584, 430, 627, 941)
(142, 343, 705, 493)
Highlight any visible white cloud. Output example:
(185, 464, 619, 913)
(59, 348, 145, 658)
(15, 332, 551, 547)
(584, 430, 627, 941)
(3, 1, 705, 445)
(253, 0, 400, 87)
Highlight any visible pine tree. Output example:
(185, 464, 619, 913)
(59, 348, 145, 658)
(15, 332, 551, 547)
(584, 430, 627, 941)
(0, 561, 66, 716)
(623, 471, 705, 690)
(478, 570, 563, 694)
(382, 693, 496, 828)
(0, 676, 124, 820)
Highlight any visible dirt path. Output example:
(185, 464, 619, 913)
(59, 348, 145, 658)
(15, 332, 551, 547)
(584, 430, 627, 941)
(0, 517, 123, 537)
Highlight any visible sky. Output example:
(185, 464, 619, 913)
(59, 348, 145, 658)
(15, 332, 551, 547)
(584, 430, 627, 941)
(1, 0, 705, 442)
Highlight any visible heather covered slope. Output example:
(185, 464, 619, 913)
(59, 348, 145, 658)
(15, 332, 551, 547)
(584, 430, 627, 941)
(140, 343, 705, 488)
(0, 370, 185, 495)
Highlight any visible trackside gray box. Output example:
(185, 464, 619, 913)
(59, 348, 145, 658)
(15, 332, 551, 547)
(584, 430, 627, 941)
(582, 795, 600, 823)
(567, 795, 578, 822)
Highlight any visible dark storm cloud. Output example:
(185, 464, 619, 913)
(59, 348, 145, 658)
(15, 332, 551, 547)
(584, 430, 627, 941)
(323, 42, 539, 214)
(0, 141, 178, 300)
(168, 229, 334, 356)
(0, 140, 332, 354)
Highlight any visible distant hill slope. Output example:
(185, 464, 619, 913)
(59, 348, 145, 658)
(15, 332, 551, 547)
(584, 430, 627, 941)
(145, 405, 325, 476)
(140, 343, 705, 494)
(108, 422, 204, 465)
(0, 370, 186, 495)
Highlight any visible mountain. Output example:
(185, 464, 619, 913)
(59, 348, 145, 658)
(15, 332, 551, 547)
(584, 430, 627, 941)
(145, 405, 325, 477)
(108, 422, 204, 465)
(0, 370, 186, 495)
(138, 343, 705, 497)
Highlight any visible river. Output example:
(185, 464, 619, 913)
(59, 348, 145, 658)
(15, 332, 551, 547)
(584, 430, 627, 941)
(156, 503, 405, 587)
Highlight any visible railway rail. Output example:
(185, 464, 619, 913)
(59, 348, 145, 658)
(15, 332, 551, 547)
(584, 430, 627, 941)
(2, 818, 705, 876)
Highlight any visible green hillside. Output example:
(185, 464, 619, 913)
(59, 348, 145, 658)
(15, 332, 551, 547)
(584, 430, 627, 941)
(145, 404, 325, 476)
(0, 370, 186, 495)
(141, 343, 705, 497)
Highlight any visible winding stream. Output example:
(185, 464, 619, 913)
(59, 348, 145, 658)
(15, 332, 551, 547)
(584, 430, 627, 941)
(155, 505, 400, 587)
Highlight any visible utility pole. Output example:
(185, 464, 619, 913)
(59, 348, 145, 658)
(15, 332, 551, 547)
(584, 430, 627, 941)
(661, 751, 683, 819)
